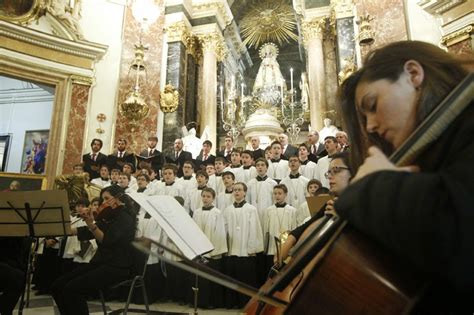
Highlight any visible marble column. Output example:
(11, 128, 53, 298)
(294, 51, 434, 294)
(198, 33, 225, 154)
(62, 80, 91, 173)
(302, 18, 327, 131)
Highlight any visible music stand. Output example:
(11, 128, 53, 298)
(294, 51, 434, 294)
(0, 190, 71, 315)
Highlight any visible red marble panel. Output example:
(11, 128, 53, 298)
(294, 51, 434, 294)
(355, 0, 408, 61)
(447, 38, 473, 57)
(62, 83, 90, 174)
(114, 1, 165, 153)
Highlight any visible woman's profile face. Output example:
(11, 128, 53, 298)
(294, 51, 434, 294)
(355, 72, 419, 149)
(327, 159, 351, 196)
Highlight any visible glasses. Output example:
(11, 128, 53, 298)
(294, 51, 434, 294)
(324, 166, 350, 179)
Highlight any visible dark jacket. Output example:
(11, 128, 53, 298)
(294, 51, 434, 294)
(196, 152, 216, 171)
(82, 152, 108, 179)
(138, 148, 164, 177)
(165, 150, 193, 177)
(107, 151, 136, 171)
(336, 102, 474, 313)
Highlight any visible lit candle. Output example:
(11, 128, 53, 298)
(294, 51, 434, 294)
(241, 83, 244, 99)
(290, 68, 294, 103)
(220, 85, 224, 109)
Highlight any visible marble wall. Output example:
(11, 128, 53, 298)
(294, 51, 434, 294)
(62, 84, 90, 173)
(355, 0, 408, 60)
(162, 42, 187, 152)
(114, 2, 165, 153)
(448, 38, 473, 57)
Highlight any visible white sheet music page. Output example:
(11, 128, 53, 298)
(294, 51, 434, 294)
(129, 193, 214, 260)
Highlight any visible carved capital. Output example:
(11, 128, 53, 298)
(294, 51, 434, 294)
(71, 75, 93, 86)
(441, 24, 473, 47)
(302, 18, 327, 44)
(197, 33, 227, 61)
(332, 0, 355, 19)
(165, 21, 192, 44)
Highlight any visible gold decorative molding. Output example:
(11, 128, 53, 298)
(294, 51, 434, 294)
(71, 75, 93, 86)
(0, 0, 45, 25)
(193, 2, 233, 27)
(197, 32, 227, 61)
(441, 24, 473, 46)
(165, 21, 192, 44)
(160, 83, 179, 113)
(302, 17, 327, 44)
(417, 0, 467, 15)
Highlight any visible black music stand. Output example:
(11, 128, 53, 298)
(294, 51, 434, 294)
(0, 190, 71, 315)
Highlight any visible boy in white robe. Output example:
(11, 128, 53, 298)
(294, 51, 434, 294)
(246, 158, 277, 225)
(205, 164, 217, 192)
(109, 168, 120, 186)
(122, 163, 138, 190)
(298, 144, 317, 179)
(267, 141, 289, 183)
(296, 179, 323, 225)
(241, 150, 257, 183)
(176, 160, 197, 195)
(184, 170, 208, 215)
(90, 165, 111, 188)
(155, 164, 185, 198)
(118, 172, 135, 193)
(223, 182, 263, 308)
(192, 187, 227, 308)
(216, 171, 235, 211)
(314, 136, 338, 188)
(212, 157, 227, 195)
(224, 151, 245, 183)
(280, 156, 310, 207)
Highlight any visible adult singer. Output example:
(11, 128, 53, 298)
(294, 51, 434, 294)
(51, 185, 136, 315)
(336, 41, 473, 313)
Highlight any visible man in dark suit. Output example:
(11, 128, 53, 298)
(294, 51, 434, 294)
(107, 138, 136, 171)
(82, 138, 108, 179)
(217, 135, 234, 163)
(336, 131, 350, 152)
(307, 130, 327, 163)
(250, 136, 264, 161)
(196, 140, 216, 171)
(166, 138, 192, 177)
(138, 136, 164, 179)
(279, 133, 298, 159)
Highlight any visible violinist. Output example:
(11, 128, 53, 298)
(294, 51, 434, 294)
(335, 41, 473, 313)
(51, 185, 136, 315)
(277, 152, 352, 266)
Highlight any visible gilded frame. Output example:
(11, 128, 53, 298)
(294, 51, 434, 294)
(0, 172, 47, 191)
(0, 0, 44, 25)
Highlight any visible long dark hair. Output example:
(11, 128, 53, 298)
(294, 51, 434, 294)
(100, 185, 137, 218)
(338, 40, 472, 172)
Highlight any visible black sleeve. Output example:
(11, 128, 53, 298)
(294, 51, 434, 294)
(77, 226, 94, 241)
(100, 212, 136, 248)
(336, 161, 474, 289)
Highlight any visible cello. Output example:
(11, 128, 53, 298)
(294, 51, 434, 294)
(244, 73, 473, 314)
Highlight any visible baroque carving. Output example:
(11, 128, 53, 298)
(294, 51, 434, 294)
(441, 24, 473, 47)
(197, 32, 227, 61)
(165, 21, 191, 44)
(71, 74, 93, 86)
(160, 83, 179, 113)
(302, 17, 327, 44)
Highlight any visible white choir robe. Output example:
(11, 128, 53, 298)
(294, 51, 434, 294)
(296, 201, 311, 226)
(314, 156, 330, 188)
(136, 208, 163, 264)
(176, 175, 197, 195)
(155, 181, 186, 199)
(262, 204, 298, 255)
(193, 206, 228, 258)
(63, 216, 97, 263)
(224, 166, 245, 183)
(224, 202, 264, 256)
(280, 175, 310, 207)
(216, 192, 234, 212)
(267, 159, 289, 181)
(184, 187, 205, 215)
(242, 166, 257, 183)
(90, 177, 111, 188)
(299, 160, 317, 180)
(209, 174, 225, 194)
(246, 177, 277, 225)
(129, 176, 138, 191)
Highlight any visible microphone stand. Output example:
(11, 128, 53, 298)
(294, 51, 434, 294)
(191, 255, 208, 315)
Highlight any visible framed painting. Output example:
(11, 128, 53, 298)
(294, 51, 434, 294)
(0, 0, 42, 24)
(21, 130, 49, 175)
(0, 134, 11, 172)
(0, 172, 47, 191)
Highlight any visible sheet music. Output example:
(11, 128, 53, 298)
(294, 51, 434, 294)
(129, 193, 214, 260)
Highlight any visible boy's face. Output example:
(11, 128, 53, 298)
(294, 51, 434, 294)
(137, 176, 148, 189)
(288, 157, 300, 172)
(273, 188, 286, 203)
(265, 150, 273, 160)
(241, 153, 253, 166)
(215, 161, 225, 173)
(201, 191, 214, 207)
(111, 171, 120, 182)
(122, 164, 132, 175)
(206, 165, 215, 176)
(118, 175, 129, 188)
(163, 169, 175, 184)
(202, 143, 211, 154)
(307, 183, 319, 196)
(224, 137, 233, 149)
(196, 175, 207, 187)
(141, 169, 150, 176)
(255, 161, 267, 176)
(73, 166, 83, 175)
(100, 167, 109, 178)
(222, 175, 234, 188)
(148, 139, 157, 149)
(232, 184, 245, 202)
(230, 152, 241, 165)
(150, 170, 157, 180)
(299, 146, 309, 159)
(183, 164, 194, 176)
(75, 204, 87, 215)
(272, 144, 282, 158)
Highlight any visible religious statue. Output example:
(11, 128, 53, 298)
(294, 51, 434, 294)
(181, 125, 210, 159)
(46, 0, 84, 39)
(319, 118, 339, 143)
(299, 72, 309, 112)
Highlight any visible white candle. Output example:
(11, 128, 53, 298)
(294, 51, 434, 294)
(290, 68, 294, 103)
(220, 85, 224, 109)
(241, 83, 244, 99)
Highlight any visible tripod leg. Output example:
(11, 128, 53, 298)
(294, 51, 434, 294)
(18, 237, 35, 315)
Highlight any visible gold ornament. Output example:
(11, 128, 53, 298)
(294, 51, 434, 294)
(357, 15, 375, 45)
(160, 83, 179, 113)
(239, 0, 298, 48)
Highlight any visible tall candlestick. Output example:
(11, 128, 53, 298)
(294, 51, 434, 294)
(290, 68, 294, 103)
(241, 83, 244, 99)
(280, 79, 284, 105)
(220, 85, 224, 110)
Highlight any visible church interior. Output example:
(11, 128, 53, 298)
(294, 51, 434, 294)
(0, 0, 473, 314)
